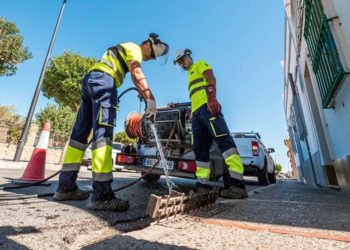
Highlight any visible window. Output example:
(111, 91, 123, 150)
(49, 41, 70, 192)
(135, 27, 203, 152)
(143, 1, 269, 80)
(304, 0, 345, 108)
(113, 143, 123, 151)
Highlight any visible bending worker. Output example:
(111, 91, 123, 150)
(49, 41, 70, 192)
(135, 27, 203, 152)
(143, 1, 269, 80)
(54, 34, 169, 211)
(173, 49, 247, 199)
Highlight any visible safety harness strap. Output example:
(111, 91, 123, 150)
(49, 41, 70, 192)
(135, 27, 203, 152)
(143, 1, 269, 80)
(108, 44, 129, 74)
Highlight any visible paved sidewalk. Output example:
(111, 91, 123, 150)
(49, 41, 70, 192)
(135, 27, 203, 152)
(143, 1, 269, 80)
(1, 165, 350, 250)
(81, 180, 350, 250)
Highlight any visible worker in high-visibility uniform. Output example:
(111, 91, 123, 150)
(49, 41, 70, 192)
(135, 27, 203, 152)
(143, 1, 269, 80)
(173, 49, 247, 199)
(53, 33, 169, 211)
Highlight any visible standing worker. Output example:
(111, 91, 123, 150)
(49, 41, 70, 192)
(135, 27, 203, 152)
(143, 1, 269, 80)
(54, 34, 169, 211)
(173, 49, 247, 199)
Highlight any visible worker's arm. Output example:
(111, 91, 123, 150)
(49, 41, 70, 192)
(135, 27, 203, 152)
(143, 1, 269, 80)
(129, 60, 156, 119)
(203, 69, 220, 115)
(129, 60, 154, 100)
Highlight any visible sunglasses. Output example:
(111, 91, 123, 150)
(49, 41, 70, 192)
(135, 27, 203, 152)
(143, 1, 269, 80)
(176, 56, 186, 65)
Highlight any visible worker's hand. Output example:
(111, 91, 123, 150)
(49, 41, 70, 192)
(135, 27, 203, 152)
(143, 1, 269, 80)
(145, 99, 157, 121)
(206, 86, 221, 116)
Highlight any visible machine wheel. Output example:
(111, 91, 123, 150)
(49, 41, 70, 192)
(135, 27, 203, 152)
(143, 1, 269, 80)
(257, 160, 269, 186)
(142, 172, 161, 185)
(268, 165, 277, 184)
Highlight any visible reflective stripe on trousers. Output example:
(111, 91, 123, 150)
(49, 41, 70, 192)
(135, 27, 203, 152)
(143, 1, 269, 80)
(57, 71, 116, 195)
(91, 138, 113, 182)
(62, 139, 88, 172)
(192, 104, 243, 182)
(195, 161, 210, 184)
(222, 148, 244, 180)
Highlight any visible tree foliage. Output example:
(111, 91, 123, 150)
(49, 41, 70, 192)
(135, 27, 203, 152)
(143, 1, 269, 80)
(0, 17, 32, 76)
(0, 104, 24, 144)
(35, 104, 76, 144)
(42, 51, 97, 111)
(275, 164, 282, 173)
(0, 105, 17, 124)
(113, 131, 136, 144)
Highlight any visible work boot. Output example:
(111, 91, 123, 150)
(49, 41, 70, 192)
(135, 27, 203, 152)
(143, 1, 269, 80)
(221, 186, 248, 199)
(88, 180, 129, 212)
(88, 197, 130, 212)
(53, 188, 90, 201)
(195, 182, 212, 195)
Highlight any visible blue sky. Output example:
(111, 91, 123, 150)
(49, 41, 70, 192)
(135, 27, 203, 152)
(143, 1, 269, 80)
(0, 0, 290, 171)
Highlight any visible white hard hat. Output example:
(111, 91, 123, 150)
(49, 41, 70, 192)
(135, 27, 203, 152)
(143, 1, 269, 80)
(173, 49, 192, 64)
(148, 33, 169, 65)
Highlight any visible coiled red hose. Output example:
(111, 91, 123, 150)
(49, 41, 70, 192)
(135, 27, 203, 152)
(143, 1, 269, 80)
(125, 112, 143, 139)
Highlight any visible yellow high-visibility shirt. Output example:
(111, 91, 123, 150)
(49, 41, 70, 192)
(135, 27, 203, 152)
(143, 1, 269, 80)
(89, 42, 143, 87)
(188, 60, 212, 112)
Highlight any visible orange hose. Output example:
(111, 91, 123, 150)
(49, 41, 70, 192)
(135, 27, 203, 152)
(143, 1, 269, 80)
(125, 113, 143, 139)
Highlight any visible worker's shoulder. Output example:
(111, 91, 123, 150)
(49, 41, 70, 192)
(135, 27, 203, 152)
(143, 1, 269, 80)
(194, 60, 211, 68)
(120, 42, 141, 53)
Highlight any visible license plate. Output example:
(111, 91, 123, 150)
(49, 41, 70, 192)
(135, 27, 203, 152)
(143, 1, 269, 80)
(143, 158, 174, 170)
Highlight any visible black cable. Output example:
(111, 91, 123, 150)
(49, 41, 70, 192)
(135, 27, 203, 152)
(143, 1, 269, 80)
(117, 87, 147, 109)
(0, 171, 61, 190)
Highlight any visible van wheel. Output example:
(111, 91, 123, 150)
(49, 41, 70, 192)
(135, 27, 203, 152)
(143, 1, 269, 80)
(257, 160, 269, 186)
(142, 172, 161, 185)
(268, 164, 277, 184)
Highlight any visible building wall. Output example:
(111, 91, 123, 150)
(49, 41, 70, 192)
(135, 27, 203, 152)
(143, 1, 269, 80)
(284, 0, 350, 189)
(297, 43, 329, 186)
(323, 83, 350, 160)
(284, 137, 297, 178)
(320, 0, 350, 161)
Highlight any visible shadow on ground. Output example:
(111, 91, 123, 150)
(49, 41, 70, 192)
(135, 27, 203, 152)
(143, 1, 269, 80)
(81, 235, 193, 250)
(0, 226, 39, 249)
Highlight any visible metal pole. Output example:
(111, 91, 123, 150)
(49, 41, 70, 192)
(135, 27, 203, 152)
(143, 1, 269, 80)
(14, 0, 67, 162)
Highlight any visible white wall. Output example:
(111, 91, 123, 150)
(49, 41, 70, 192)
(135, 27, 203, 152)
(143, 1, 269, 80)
(328, 0, 350, 69)
(323, 79, 350, 159)
(297, 42, 320, 158)
(319, 0, 350, 160)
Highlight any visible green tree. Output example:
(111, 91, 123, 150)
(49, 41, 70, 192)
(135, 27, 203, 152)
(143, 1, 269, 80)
(0, 104, 24, 144)
(275, 164, 282, 174)
(42, 51, 97, 111)
(0, 105, 17, 124)
(0, 17, 32, 76)
(114, 131, 136, 144)
(35, 104, 76, 145)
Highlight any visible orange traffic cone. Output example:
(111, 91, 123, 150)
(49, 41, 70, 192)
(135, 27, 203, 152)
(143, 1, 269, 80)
(15, 122, 51, 183)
